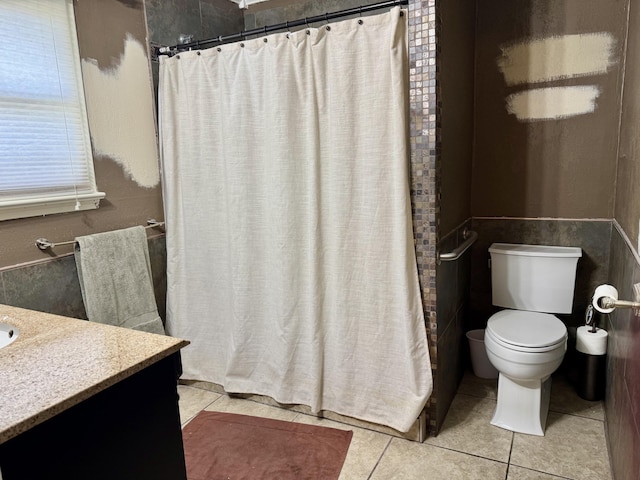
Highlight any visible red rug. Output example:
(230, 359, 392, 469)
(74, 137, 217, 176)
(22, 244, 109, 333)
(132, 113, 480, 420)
(182, 411, 353, 480)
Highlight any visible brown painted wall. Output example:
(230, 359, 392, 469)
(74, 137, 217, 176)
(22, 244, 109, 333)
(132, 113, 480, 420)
(0, 0, 163, 269)
(439, 0, 475, 235)
(472, 0, 627, 218)
(616, 0, 640, 245)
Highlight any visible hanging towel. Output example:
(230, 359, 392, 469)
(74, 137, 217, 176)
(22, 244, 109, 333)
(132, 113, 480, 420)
(74, 226, 165, 335)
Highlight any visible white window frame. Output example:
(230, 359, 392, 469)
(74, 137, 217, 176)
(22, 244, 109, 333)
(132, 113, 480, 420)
(0, 0, 104, 221)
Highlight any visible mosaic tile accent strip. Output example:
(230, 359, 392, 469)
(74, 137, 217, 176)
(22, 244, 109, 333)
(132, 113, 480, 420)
(408, 0, 440, 435)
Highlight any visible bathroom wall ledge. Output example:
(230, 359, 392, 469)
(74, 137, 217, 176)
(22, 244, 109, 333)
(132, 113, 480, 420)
(0, 304, 188, 444)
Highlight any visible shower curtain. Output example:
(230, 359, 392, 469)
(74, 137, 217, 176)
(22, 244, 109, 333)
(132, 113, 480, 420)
(159, 7, 432, 433)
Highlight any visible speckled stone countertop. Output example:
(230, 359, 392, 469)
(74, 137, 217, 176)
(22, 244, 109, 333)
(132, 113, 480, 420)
(0, 304, 189, 444)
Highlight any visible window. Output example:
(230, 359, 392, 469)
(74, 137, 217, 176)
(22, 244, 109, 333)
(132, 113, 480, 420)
(0, 0, 104, 221)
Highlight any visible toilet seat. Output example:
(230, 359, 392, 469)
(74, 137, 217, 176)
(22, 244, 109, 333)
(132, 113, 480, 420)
(487, 310, 567, 352)
(486, 328, 566, 354)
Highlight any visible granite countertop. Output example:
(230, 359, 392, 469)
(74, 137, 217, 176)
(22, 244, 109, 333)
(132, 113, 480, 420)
(0, 304, 189, 444)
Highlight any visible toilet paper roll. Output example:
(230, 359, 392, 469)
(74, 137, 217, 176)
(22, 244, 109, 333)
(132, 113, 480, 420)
(592, 284, 619, 314)
(576, 325, 608, 355)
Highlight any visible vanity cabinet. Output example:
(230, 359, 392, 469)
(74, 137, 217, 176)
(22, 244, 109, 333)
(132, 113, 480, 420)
(0, 354, 186, 480)
(0, 305, 189, 480)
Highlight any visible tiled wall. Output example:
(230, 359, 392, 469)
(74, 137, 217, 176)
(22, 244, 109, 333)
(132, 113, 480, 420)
(243, 0, 384, 29)
(145, 0, 244, 46)
(606, 223, 640, 480)
(434, 221, 472, 430)
(0, 236, 167, 324)
(145, 0, 245, 94)
(407, 0, 440, 435)
(469, 218, 612, 331)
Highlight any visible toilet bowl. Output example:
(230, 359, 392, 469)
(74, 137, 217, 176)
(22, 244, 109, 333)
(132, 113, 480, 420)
(485, 310, 567, 435)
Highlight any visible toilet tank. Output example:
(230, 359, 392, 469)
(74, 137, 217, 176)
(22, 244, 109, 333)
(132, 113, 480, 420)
(489, 243, 582, 314)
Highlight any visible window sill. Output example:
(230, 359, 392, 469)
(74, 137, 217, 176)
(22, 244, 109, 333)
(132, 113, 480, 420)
(0, 192, 106, 221)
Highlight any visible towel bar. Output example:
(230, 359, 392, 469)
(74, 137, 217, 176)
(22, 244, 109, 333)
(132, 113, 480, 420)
(35, 219, 165, 250)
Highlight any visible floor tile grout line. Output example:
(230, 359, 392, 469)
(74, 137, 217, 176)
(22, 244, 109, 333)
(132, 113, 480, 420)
(203, 395, 223, 410)
(549, 409, 605, 422)
(176, 388, 221, 423)
(180, 401, 220, 427)
(508, 463, 576, 480)
(366, 436, 393, 480)
(504, 431, 514, 480)
(418, 440, 511, 465)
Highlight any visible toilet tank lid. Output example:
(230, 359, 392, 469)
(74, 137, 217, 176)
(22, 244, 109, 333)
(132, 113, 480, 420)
(489, 243, 582, 258)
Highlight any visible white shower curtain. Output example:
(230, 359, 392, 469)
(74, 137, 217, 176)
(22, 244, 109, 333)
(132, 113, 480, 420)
(159, 7, 432, 432)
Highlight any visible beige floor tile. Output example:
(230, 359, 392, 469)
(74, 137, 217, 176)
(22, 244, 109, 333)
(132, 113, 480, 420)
(294, 414, 392, 480)
(549, 374, 605, 420)
(425, 393, 513, 462)
(507, 465, 570, 479)
(510, 412, 611, 480)
(321, 409, 423, 441)
(456, 371, 498, 399)
(177, 385, 221, 425)
(204, 394, 300, 422)
(370, 438, 507, 480)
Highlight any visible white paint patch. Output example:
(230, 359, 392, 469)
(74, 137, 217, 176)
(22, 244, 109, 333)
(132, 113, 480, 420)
(81, 35, 160, 188)
(506, 86, 600, 121)
(498, 33, 615, 85)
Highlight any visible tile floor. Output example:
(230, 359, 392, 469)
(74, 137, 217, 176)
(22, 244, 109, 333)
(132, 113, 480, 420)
(177, 371, 612, 479)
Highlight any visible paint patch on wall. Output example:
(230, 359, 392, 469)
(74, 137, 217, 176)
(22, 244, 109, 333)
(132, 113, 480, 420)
(81, 35, 160, 188)
(506, 86, 600, 121)
(498, 33, 615, 85)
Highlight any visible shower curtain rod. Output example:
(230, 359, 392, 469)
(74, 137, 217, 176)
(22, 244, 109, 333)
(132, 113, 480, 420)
(157, 0, 408, 56)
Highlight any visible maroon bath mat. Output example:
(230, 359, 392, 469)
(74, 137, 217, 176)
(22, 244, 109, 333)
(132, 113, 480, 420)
(182, 411, 353, 480)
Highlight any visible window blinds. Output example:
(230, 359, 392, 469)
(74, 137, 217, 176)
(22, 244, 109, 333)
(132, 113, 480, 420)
(0, 0, 104, 221)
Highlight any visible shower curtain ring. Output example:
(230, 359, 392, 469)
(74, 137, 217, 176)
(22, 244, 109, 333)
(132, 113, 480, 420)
(325, 12, 329, 24)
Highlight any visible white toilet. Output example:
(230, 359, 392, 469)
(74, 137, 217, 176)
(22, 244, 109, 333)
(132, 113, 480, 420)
(484, 243, 582, 436)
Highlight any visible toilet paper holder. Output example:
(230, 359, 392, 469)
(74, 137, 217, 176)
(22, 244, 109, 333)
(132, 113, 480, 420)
(600, 297, 640, 316)
(595, 283, 640, 315)
(599, 296, 640, 310)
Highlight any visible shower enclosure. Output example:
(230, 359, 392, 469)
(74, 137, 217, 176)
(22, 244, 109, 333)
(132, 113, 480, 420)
(146, 0, 470, 438)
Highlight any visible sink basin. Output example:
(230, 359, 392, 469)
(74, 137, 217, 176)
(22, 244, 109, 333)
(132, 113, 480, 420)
(0, 322, 19, 349)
